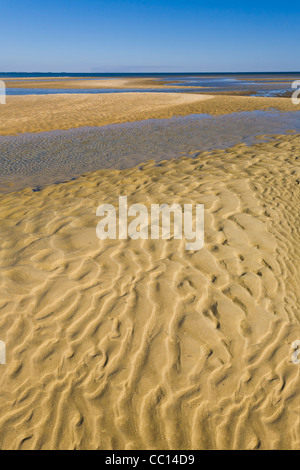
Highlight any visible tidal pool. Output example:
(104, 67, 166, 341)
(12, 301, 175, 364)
(0, 110, 299, 193)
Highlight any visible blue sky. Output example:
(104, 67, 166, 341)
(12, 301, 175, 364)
(1, 0, 299, 72)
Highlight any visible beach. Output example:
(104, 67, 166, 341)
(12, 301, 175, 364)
(0, 81, 299, 450)
(0, 121, 300, 449)
(2, 0, 300, 453)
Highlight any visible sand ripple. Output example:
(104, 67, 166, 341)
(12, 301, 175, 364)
(0, 135, 299, 449)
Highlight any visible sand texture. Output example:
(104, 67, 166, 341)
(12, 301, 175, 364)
(0, 93, 299, 136)
(0, 134, 299, 450)
(4, 78, 172, 89)
(3, 76, 296, 89)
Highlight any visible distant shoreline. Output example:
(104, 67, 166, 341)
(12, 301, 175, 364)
(1, 71, 300, 79)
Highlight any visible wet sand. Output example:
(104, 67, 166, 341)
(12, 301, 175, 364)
(4, 77, 180, 89)
(1, 109, 300, 194)
(4, 75, 298, 90)
(0, 93, 299, 136)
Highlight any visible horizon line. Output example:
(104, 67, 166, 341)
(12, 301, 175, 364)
(1, 70, 300, 75)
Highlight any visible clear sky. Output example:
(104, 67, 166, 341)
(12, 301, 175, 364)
(1, 0, 299, 72)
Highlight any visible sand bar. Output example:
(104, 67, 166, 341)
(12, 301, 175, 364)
(0, 93, 299, 136)
(4, 78, 179, 89)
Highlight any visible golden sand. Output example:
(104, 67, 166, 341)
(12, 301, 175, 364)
(0, 93, 299, 136)
(0, 134, 299, 450)
(4, 77, 207, 90)
(3, 76, 295, 89)
(4, 78, 165, 89)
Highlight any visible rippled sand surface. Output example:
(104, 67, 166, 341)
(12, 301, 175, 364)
(0, 135, 299, 450)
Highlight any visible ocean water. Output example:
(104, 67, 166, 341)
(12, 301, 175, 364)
(1, 72, 299, 79)
(162, 75, 300, 97)
(1, 110, 299, 193)
(1, 72, 299, 97)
